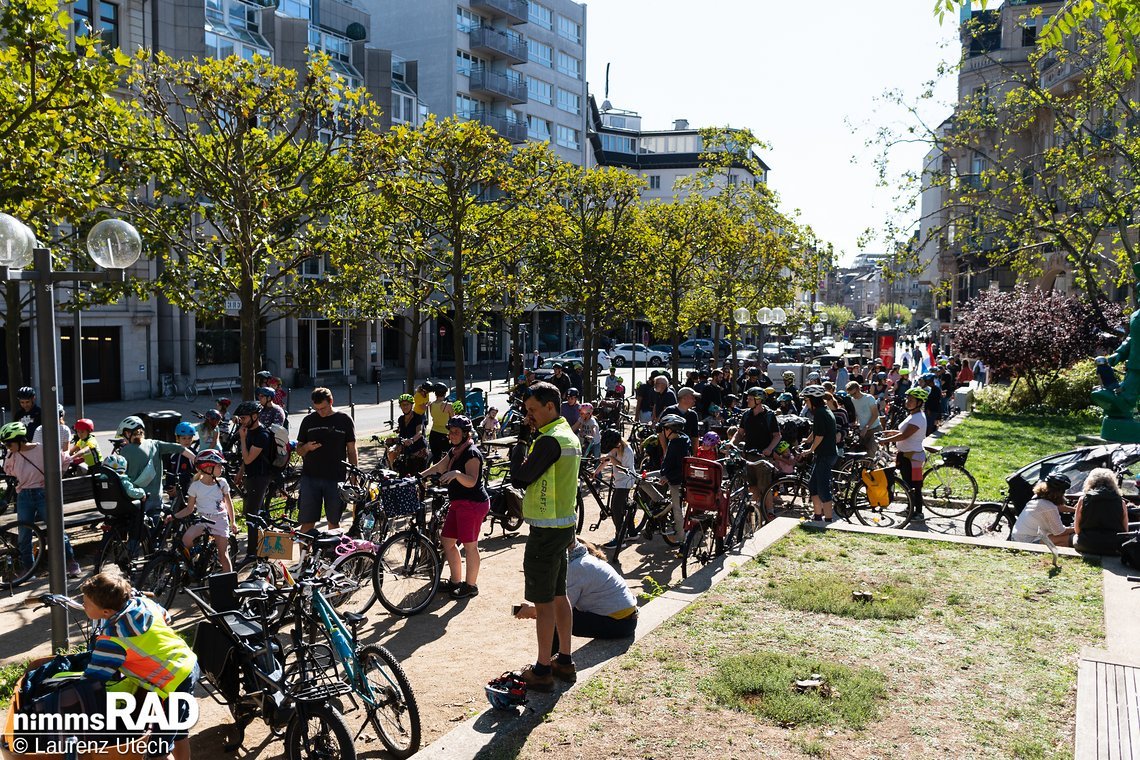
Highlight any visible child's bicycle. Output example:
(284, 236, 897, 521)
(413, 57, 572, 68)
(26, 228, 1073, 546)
(135, 513, 239, 611)
(608, 465, 680, 564)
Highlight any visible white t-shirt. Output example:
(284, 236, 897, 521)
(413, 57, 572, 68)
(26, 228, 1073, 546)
(1011, 497, 1065, 543)
(897, 411, 927, 453)
(32, 423, 72, 450)
(850, 394, 879, 430)
(604, 444, 637, 489)
(187, 478, 230, 515)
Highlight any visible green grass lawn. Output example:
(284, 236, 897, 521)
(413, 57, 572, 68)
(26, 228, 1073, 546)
(934, 412, 1098, 500)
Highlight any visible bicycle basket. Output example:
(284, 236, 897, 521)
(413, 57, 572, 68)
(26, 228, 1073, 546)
(381, 478, 420, 517)
(941, 446, 970, 467)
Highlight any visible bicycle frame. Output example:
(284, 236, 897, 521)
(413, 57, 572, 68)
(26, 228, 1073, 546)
(306, 587, 401, 708)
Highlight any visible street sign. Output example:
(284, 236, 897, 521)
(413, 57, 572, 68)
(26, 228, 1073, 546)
(224, 299, 241, 311)
(439, 326, 446, 336)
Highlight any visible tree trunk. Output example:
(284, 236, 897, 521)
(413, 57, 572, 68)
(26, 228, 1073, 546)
(582, 300, 597, 403)
(730, 320, 738, 367)
(510, 316, 522, 379)
(239, 275, 258, 399)
(405, 306, 422, 393)
(5, 283, 23, 412)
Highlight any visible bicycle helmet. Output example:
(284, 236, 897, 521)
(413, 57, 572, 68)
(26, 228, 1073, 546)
(657, 414, 687, 432)
(763, 387, 777, 395)
(103, 453, 127, 474)
(807, 372, 821, 382)
(256, 370, 272, 381)
(452, 400, 465, 413)
(783, 370, 796, 380)
(905, 386, 930, 402)
(701, 431, 720, 448)
(744, 386, 765, 398)
(255, 386, 275, 400)
(55, 404, 64, 416)
(801, 385, 827, 399)
(398, 393, 414, 404)
(552, 362, 564, 370)
(708, 404, 721, 414)
(1045, 472, 1072, 492)
(432, 382, 449, 395)
(777, 392, 793, 403)
(579, 403, 593, 413)
(233, 400, 261, 418)
(216, 397, 232, 408)
(836, 390, 849, 399)
(73, 418, 95, 434)
(724, 394, 738, 404)
(0, 422, 27, 443)
(898, 368, 910, 376)
(195, 449, 225, 471)
(116, 416, 145, 436)
(16, 387, 35, 400)
(174, 422, 197, 437)
(485, 672, 528, 711)
(600, 428, 622, 453)
(446, 415, 473, 433)
(204, 409, 222, 422)
(567, 387, 580, 398)
(774, 441, 791, 455)
(615, 376, 624, 383)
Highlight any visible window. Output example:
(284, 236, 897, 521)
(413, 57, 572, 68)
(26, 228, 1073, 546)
(73, 0, 119, 48)
(456, 93, 481, 117)
(556, 88, 580, 115)
(600, 133, 635, 153)
(456, 49, 484, 75)
(528, 2, 552, 29)
(555, 125, 579, 150)
(556, 15, 581, 43)
(526, 76, 552, 105)
(527, 115, 551, 141)
(529, 40, 553, 68)
(196, 315, 244, 366)
(391, 92, 416, 125)
(277, 0, 310, 19)
(648, 175, 661, 190)
(726, 174, 737, 186)
(556, 51, 580, 79)
(456, 6, 480, 32)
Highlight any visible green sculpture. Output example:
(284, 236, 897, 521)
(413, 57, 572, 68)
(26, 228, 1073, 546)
(1093, 261, 1140, 441)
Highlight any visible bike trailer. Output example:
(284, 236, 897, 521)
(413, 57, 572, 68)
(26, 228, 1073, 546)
(1005, 443, 1140, 512)
(464, 389, 487, 418)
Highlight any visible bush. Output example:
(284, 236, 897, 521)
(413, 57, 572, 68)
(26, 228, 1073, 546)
(973, 359, 1102, 420)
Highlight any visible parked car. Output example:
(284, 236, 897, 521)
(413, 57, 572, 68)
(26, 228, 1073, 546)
(533, 357, 585, 381)
(762, 342, 781, 358)
(649, 344, 676, 356)
(677, 338, 716, 358)
(609, 343, 668, 367)
(548, 348, 611, 370)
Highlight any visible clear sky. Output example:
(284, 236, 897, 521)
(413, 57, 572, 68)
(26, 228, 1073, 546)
(583, 0, 962, 264)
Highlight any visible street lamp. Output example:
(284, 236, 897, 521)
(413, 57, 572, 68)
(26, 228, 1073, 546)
(0, 214, 141, 652)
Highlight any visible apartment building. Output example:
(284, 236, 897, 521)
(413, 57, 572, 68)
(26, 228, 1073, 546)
(360, 0, 589, 166)
(4, 0, 429, 403)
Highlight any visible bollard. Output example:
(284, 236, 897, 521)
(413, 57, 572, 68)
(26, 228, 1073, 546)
(284, 388, 290, 415)
(348, 383, 355, 420)
(389, 398, 394, 426)
(376, 382, 381, 405)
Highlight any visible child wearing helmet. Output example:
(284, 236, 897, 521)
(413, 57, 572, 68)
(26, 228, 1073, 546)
(1, 421, 81, 577)
(67, 418, 103, 474)
(171, 450, 236, 573)
(164, 422, 199, 509)
(771, 440, 796, 475)
(696, 431, 720, 461)
(214, 397, 232, 422)
(657, 414, 691, 538)
(196, 409, 223, 452)
(116, 416, 197, 522)
(103, 454, 146, 500)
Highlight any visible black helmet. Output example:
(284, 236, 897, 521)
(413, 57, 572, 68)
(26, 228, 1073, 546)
(600, 428, 622, 453)
(567, 387, 580, 397)
(446, 415, 473, 433)
(432, 382, 449, 395)
(16, 387, 35, 400)
(234, 400, 261, 418)
(1045, 472, 1072, 492)
(657, 414, 686, 432)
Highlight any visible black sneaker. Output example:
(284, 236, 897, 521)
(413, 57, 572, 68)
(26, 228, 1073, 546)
(450, 582, 479, 599)
(602, 538, 622, 549)
(911, 512, 926, 522)
(441, 579, 462, 594)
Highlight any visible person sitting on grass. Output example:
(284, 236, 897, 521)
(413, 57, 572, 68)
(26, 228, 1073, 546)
(1011, 472, 1074, 547)
(169, 449, 236, 573)
(81, 568, 199, 760)
(1073, 468, 1129, 555)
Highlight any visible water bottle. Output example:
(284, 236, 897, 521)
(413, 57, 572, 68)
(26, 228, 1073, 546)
(359, 512, 375, 533)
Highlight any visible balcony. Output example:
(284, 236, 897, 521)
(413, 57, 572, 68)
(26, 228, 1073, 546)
(470, 0, 528, 25)
(1038, 52, 1090, 95)
(472, 111, 527, 143)
(468, 26, 527, 64)
(468, 66, 527, 104)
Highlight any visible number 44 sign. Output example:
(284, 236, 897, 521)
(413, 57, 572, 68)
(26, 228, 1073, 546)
(258, 531, 293, 560)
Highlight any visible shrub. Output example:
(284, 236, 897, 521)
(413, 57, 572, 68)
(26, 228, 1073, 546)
(973, 360, 1102, 420)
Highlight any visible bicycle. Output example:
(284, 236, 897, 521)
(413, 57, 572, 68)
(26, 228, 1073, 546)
(136, 513, 240, 610)
(608, 465, 680, 564)
(680, 457, 732, 579)
(370, 478, 447, 617)
(275, 574, 421, 757)
(158, 373, 198, 402)
(921, 445, 978, 518)
(0, 499, 45, 588)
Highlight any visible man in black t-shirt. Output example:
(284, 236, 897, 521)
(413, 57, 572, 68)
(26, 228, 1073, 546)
(651, 375, 677, 421)
(549, 364, 572, 399)
(234, 400, 277, 564)
(731, 386, 782, 510)
(296, 387, 357, 534)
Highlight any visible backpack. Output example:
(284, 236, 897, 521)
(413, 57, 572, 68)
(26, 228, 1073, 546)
(267, 422, 290, 469)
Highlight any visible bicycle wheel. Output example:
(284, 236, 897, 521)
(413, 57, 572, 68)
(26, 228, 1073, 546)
(183, 382, 198, 402)
(328, 549, 377, 615)
(358, 645, 422, 758)
(575, 487, 586, 534)
(284, 701, 353, 760)
(922, 463, 978, 518)
(730, 497, 763, 547)
(137, 552, 182, 610)
(0, 522, 44, 587)
(851, 474, 914, 529)
(964, 503, 1014, 539)
(0, 476, 16, 516)
(763, 476, 812, 519)
(681, 519, 722, 579)
(94, 527, 133, 577)
(373, 531, 440, 617)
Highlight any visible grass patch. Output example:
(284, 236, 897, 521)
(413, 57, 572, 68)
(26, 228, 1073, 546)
(769, 570, 927, 619)
(707, 650, 887, 729)
(934, 412, 1097, 499)
(0, 660, 29, 709)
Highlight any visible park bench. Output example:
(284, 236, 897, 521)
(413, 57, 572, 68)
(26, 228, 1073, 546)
(191, 376, 241, 398)
(1075, 649, 1140, 759)
(0, 473, 104, 531)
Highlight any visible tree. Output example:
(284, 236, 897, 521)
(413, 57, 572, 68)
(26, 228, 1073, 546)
(532, 164, 647, 401)
(372, 117, 553, 398)
(952, 284, 1110, 404)
(874, 302, 913, 325)
(104, 51, 386, 397)
(820, 305, 856, 332)
(0, 0, 139, 410)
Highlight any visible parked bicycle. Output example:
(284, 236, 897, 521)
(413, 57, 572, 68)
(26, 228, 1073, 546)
(921, 445, 978, 518)
(608, 465, 680, 563)
(136, 513, 240, 610)
(370, 477, 447, 617)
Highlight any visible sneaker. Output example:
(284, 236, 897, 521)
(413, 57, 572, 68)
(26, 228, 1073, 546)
(66, 560, 81, 579)
(441, 579, 462, 594)
(551, 659, 577, 684)
(514, 664, 554, 693)
(602, 538, 622, 549)
(450, 582, 478, 599)
(911, 512, 926, 522)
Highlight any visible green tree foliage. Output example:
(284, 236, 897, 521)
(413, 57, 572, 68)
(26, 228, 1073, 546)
(874, 302, 913, 325)
(0, 0, 138, 409)
(104, 51, 385, 396)
(531, 164, 647, 401)
(820, 305, 856, 332)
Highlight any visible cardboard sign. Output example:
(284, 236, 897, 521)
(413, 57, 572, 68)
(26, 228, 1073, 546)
(257, 531, 293, 560)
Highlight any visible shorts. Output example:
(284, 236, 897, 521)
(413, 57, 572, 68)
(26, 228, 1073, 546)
(298, 475, 346, 525)
(184, 512, 230, 541)
(523, 526, 575, 604)
(442, 499, 490, 543)
(808, 453, 837, 501)
(158, 662, 199, 745)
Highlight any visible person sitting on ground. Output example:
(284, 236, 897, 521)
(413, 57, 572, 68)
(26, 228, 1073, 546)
(514, 538, 637, 647)
(67, 418, 103, 474)
(81, 568, 199, 760)
(1011, 473, 1075, 546)
(1073, 468, 1129, 555)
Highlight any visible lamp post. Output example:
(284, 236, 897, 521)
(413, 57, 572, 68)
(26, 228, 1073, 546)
(0, 214, 141, 652)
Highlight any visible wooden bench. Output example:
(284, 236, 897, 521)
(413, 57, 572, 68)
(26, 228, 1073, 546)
(1075, 649, 1140, 759)
(0, 474, 104, 531)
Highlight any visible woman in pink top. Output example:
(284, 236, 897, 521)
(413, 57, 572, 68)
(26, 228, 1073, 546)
(1, 421, 79, 578)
